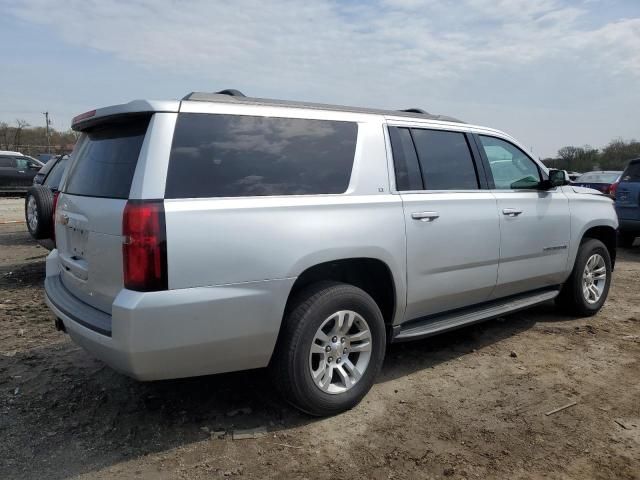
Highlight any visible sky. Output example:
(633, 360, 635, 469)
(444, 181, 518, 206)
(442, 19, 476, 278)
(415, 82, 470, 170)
(0, 0, 638, 158)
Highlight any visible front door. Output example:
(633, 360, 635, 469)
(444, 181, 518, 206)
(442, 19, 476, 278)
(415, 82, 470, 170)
(475, 135, 570, 298)
(388, 126, 500, 320)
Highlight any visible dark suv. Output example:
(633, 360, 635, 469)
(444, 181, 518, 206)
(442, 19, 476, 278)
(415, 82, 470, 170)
(0, 151, 44, 192)
(615, 158, 640, 247)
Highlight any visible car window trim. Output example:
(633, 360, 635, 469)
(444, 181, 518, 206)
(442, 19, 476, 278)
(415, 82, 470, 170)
(387, 126, 488, 193)
(472, 133, 548, 192)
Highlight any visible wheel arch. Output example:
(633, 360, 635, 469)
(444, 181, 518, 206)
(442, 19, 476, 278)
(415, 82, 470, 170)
(285, 257, 400, 328)
(581, 225, 617, 270)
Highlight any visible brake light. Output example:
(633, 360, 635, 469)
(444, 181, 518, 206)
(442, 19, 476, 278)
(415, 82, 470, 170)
(52, 191, 59, 246)
(607, 181, 619, 198)
(122, 200, 168, 292)
(72, 109, 96, 125)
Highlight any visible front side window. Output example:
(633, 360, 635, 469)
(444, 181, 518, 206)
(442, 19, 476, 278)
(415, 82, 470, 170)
(166, 113, 358, 198)
(622, 161, 640, 182)
(411, 129, 479, 190)
(479, 136, 541, 190)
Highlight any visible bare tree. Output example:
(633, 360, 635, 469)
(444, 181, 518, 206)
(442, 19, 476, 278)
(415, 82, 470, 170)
(13, 119, 30, 149)
(0, 122, 9, 150)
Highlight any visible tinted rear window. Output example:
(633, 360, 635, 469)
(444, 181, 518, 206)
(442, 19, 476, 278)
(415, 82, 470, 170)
(63, 116, 149, 199)
(165, 113, 358, 198)
(622, 162, 640, 182)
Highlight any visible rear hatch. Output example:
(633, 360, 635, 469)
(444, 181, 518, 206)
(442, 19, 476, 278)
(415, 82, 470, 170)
(55, 115, 150, 314)
(616, 160, 640, 221)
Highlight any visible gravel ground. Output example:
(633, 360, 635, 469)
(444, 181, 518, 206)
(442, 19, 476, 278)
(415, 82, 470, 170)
(0, 221, 638, 480)
(0, 197, 26, 224)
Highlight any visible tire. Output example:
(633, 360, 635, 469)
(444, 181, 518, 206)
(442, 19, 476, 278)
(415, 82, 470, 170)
(618, 232, 636, 248)
(271, 281, 386, 416)
(556, 239, 612, 316)
(24, 186, 54, 240)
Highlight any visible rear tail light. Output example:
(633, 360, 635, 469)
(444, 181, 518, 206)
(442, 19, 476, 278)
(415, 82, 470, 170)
(607, 181, 619, 198)
(51, 191, 60, 246)
(122, 200, 168, 292)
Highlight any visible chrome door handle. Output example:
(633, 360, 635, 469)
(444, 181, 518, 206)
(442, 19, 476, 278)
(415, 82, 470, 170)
(411, 211, 440, 222)
(502, 208, 523, 217)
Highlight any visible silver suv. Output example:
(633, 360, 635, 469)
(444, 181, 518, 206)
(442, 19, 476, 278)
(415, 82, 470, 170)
(44, 90, 618, 415)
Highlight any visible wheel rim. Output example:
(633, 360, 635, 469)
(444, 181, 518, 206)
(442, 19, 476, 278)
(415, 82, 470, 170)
(27, 196, 38, 232)
(308, 310, 372, 395)
(582, 253, 606, 304)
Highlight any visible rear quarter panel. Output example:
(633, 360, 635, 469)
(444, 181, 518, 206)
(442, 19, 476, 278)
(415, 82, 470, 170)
(162, 116, 407, 323)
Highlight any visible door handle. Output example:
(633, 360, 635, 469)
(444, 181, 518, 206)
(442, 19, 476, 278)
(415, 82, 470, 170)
(411, 211, 440, 222)
(502, 208, 523, 217)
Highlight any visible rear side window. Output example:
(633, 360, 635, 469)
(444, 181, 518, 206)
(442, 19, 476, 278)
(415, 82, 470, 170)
(63, 116, 150, 199)
(411, 129, 479, 190)
(621, 162, 640, 182)
(388, 127, 423, 191)
(0, 156, 15, 168)
(165, 113, 358, 198)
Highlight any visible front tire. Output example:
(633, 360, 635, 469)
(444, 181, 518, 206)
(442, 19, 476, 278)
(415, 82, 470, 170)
(271, 282, 386, 416)
(556, 239, 612, 316)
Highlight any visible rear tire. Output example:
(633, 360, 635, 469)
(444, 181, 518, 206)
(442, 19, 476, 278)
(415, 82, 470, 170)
(271, 281, 386, 416)
(556, 239, 611, 316)
(618, 232, 636, 248)
(24, 186, 54, 240)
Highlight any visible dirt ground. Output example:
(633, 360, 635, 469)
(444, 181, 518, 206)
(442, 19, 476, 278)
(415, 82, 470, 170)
(0, 219, 638, 480)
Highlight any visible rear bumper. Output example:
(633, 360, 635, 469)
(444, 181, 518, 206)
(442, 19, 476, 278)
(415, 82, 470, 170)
(44, 250, 294, 380)
(618, 218, 640, 234)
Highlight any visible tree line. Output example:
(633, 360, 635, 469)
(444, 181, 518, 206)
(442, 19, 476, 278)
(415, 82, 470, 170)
(0, 120, 79, 156)
(543, 139, 640, 173)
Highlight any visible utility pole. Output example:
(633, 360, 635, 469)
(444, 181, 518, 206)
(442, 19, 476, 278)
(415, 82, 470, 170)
(42, 111, 51, 153)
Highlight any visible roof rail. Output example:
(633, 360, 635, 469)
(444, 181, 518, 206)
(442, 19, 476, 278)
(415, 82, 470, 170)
(180, 91, 464, 123)
(216, 89, 246, 97)
(399, 108, 429, 115)
(182, 89, 245, 101)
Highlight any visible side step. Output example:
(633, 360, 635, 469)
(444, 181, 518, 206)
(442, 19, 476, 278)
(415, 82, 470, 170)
(393, 288, 560, 342)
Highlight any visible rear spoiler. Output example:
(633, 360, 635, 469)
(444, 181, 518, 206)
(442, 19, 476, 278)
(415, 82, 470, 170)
(72, 100, 180, 131)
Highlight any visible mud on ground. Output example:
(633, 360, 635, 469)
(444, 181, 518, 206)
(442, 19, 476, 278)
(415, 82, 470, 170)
(1, 223, 638, 480)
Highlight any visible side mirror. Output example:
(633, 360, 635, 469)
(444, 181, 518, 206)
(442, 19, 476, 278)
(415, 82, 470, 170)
(541, 169, 568, 189)
(28, 163, 41, 170)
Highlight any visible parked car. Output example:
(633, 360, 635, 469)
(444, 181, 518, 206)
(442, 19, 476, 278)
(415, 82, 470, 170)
(615, 158, 640, 247)
(0, 151, 44, 192)
(571, 171, 622, 196)
(25, 154, 70, 246)
(44, 91, 618, 416)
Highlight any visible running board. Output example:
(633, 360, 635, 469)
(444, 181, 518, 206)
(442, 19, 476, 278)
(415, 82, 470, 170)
(393, 288, 560, 342)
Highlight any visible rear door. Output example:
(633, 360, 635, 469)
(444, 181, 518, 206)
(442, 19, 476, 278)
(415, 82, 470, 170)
(389, 126, 500, 319)
(55, 115, 151, 313)
(475, 135, 570, 298)
(616, 160, 640, 224)
(0, 156, 18, 189)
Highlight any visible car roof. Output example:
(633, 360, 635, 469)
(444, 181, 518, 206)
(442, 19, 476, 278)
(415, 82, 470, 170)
(0, 150, 25, 156)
